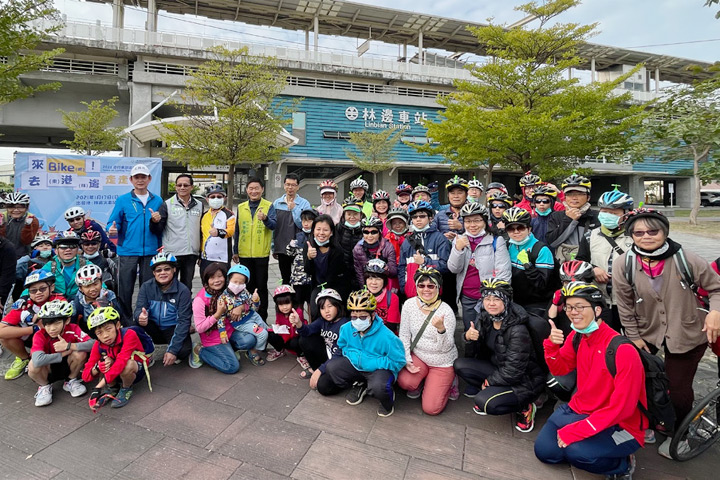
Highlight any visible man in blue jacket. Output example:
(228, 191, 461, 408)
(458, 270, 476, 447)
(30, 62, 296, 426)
(272, 173, 310, 284)
(133, 252, 192, 366)
(317, 289, 406, 417)
(107, 164, 163, 316)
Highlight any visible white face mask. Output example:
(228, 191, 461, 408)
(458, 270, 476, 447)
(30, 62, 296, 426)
(227, 282, 245, 295)
(208, 198, 224, 209)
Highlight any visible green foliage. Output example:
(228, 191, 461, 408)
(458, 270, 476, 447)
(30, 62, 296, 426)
(0, 0, 64, 105)
(706, 0, 720, 19)
(59, 97, 124, 155)
(416, 0, 646, 179)
(160, 47, 292, 208)
(345, 129, 400, 186)
(627, 77, 720, 224)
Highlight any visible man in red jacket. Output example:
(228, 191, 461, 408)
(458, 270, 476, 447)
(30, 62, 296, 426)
(534, 282, 646, 480)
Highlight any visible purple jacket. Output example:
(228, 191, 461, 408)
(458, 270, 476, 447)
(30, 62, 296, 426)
(352, 237, 398, 287)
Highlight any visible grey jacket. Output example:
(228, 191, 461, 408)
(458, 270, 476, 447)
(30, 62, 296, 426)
(447, 234, 512, 302)
(151, 194, 203, 256)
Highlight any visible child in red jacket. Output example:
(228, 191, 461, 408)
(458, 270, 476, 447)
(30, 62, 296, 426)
(364, 259, 400, 334)
(265, 285, 309, 372)
(82, 306, 151, 411)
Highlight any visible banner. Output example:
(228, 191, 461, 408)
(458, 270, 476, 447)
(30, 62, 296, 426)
(14, 153, 162, 231)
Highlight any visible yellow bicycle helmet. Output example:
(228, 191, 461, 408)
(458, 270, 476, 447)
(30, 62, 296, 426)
(347, 289, 377, 312)
(87, 306, 121, 334)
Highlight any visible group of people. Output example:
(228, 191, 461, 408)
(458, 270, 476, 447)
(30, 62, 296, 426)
(2, 166, 720, 480)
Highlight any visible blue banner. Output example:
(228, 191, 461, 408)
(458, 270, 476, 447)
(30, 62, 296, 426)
(14, 153, 162, 231)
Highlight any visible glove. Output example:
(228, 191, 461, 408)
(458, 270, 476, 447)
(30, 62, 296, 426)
(517, 249, 530, 265)
(552, 289, 563, 306)
(88, 388, 102, 412)
(98, 361, 109, 374)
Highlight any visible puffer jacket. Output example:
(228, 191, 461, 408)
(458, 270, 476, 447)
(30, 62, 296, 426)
(352, 237, 398, 287)
(398, 223, 450, 292)
(468, 302, 545, 405)
(336, 315, 406, 376)
(336, 222, 364, 289)
(447, 233, 511, 303)
(133, 277, 192, 356)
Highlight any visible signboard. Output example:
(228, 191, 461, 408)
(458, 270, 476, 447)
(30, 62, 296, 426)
(14, 153, 162, 231)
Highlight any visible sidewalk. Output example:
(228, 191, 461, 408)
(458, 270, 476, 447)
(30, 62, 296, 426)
(0, 237, 718, 478)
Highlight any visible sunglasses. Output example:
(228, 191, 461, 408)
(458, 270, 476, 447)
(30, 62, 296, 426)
(175, 183, 192, 188)
(506, 225, 528, 233)
(154, 266, 173, 273)
(417, 283, 437, 290)
(57, 245, 78, 250)
(631, 229, 661, 238)
(411, 214, 429, 219)
(534, 199, 551, 205)
(490, 204, 507, 209)
(28, 286, 49, 295)
(68, 216, 84, 222)
(362, 229, 380, 235)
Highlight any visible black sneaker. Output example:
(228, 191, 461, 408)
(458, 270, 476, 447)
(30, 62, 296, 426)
(606, 454, 635, 480)
(377, 405, 394, 417)
(346, 382, 368, 406)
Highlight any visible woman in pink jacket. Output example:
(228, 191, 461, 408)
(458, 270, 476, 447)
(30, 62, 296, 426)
(188, 262, 257, 373)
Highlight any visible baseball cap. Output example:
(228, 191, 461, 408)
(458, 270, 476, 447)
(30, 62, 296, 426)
(130, 164, 151, 177)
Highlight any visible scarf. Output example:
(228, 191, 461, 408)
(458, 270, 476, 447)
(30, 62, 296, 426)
(600, 225, 625, 238)
(204, 286, 224, 316)
(481, 290, 510, 323)
(631, 238, 679, 261)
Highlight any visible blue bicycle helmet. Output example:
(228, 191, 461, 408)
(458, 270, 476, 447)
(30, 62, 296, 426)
(598, 189, 634, 211)
(407, 200, 433, 215)
(228, 264, 251, 282)
(150, 252, 177, 269)
(24, 270, 56, 288)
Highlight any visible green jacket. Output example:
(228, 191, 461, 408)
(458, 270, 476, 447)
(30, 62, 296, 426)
(235, 198, 274, 258)
(41, 255, 87, 299)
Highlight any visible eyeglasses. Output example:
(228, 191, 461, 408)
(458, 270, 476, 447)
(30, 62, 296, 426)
(631, 229, 661, 238)
(534, 199, 551, 205)
(207, 195, 225, 200)
(417, 283, 437, 290)
(490, 204, 507, 209)
(464, 218, 485, 225)
(563, 304, 592, 313)
(175, 183, 192, 188)
(57, 245, 78, 250)
(350, 314, 372, 320)
(362, 229, 379, 235)
(506, 225, 528, 233)
(154, 266, 173, 273)
(8, 205, 26, 210)
(28, 286, 49, 295)
(411, 214, 429, 219)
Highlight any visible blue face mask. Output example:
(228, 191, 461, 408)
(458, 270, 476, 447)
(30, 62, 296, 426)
(508, 235, 531, 247)
(536, 207, 552, 217)
(412, 224, 430, 233)
(571, 319, 600, 335)
(345, 221, 360, 229)
(39, 250, 52, 258)
(598, 212, 621, 230)
(351, 317, 372, 332)
(315, 238, 330, 247)
(302, 228, 311, 234)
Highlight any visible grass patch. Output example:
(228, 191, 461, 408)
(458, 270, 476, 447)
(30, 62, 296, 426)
(671, 221, 720, 239)
(667, 209, 720, 218)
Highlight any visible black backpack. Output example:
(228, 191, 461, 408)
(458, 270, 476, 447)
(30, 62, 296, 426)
(573, 333, 675, 434)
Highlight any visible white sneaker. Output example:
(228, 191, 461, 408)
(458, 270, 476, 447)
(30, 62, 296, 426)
(63, 378, 87, 397)
(658, 437, 690, 459)
(34, 384, 53, 407)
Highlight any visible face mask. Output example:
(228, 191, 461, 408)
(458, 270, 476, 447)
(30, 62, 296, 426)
(84, 251, 100, 259)
(536, 208, 552, 217)
(391, 227, 408, 235)
(468, 196, 479, 203)
(508, 235, 531, 247)
(598, 212, 621, 230)
(39, 250, 52, 258)
(344, 221, 360, 228)
(571, 319, 600, 335)
(227, 282, 245, 295)
(322, 199, 334, 206)
(315, 238, 330, 246)
(351, 317, 372, 332)
(466, 229, 486, 239)
(302, 228, 311, 234)
(412, 224, 430, 233)
(208, 198, 224, 209)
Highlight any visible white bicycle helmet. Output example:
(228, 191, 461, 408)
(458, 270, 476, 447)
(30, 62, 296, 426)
(64, 206, 85, 220)
(349, 176, 369, 191)
(75, 264, 103, 286)
(4, 192, 30, 205)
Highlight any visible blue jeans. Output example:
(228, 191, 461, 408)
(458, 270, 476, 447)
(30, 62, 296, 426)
(199, 330, 256, 374)
(534, 403, 641, 476)
(230, 312, 268, 350)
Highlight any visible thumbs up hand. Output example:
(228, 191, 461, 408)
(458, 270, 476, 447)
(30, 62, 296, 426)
(108, 221, 118, 237)
(307, 241, 317, 259)
(256, 208, 266, 221)
(288, 310, 301, 328)
(138, 307, 149, 326)
(465, 321, 480, 341)
(548, 319, 565, 345)
(149, 208, 161, 223)
(251, 289, 260, 302)
(455, 234, 469, 251)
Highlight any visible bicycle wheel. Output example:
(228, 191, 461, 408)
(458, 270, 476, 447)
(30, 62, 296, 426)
(670, 384, 720, 461)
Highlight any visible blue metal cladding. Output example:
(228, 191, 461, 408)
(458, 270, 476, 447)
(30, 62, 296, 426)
(631, 158, 694, 174)
(281, 96, 446, 163)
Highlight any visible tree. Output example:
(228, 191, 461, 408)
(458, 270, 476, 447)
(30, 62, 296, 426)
(0, 0, 64, 105)
(59, 97, 124, 155)
(706, 0, 720, 19)
(161, 47, 292, 210)
(627, 77, 720, 225)
(345, 129, 401, 188)
(415, 0, 646, 186)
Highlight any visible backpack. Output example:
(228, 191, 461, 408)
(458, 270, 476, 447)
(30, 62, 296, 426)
(624, 248, 708, 309)
(573, 333, 675, 434)
(125, 326, 155, 356)
(528, 241, 562, 292)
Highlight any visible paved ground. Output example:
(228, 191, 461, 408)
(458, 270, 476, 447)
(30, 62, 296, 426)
(0, 230, 719, 479)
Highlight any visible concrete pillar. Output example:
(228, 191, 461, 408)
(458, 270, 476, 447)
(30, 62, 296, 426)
(418, 31, 424, 65)
(112, 0, 124, 29)
(590, 57, 595, 83)
(146, 0, 158, 32)
(305, 30, 309, 51)
(313, 16, 319, 53)
(568, 67, 572, 80)
(403, 43, 408, 72)
(128, 81, 153, 157)
(655, 67, 660, 93)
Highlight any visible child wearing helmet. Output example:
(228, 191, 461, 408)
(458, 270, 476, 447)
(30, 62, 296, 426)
(14, 233, 54, 285)
(536, 282, 645, 480)
(467, 177, 484, 204)
(0, 271, 65, 381)
(134, 252, 193, 367)
(265, 285, 307, 364)
(82, 306, 152, 410)
(80, 229, 118, 292)
(348, 176, 373, 217)
(220, 263, 268, 366)
(336, 197, 365, 290)
(398, 267, 458, 415)
(363, 259, 400, 333)
(286, 209, 317, 311)
(294, 288, 349, 387)
(486, 193, 513, 240)
(394, 183, 413, 210)
(72, 264, 122, 334)
(530, 185, 558, 243)
(317, 180, 342, 225)
(352, 217, 398, 290)
(28, 300, 93, 407)
(318, 289, 406, 417)
(64, 206, 116, 254)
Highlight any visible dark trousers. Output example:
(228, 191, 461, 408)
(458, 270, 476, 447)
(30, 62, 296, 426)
(534, 404, 640, 476)
(441, 272, 458, 313)
(176, 254, 198, 293)
(663, 342, 707, 422)
(141, 320, 192, 360)
(293, 284, 313, 311)
(277, 253, 293, 285)
(117, 255, 153, 318)
(299, 334, 328, 370)
(267, 332, 302, 355)
(239, 256, 269, 320)
(318, 356, 396, 411)
(454, 357, 523, 415)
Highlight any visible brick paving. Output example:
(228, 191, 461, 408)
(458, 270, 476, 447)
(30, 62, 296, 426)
(0, 231, 719, 479)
